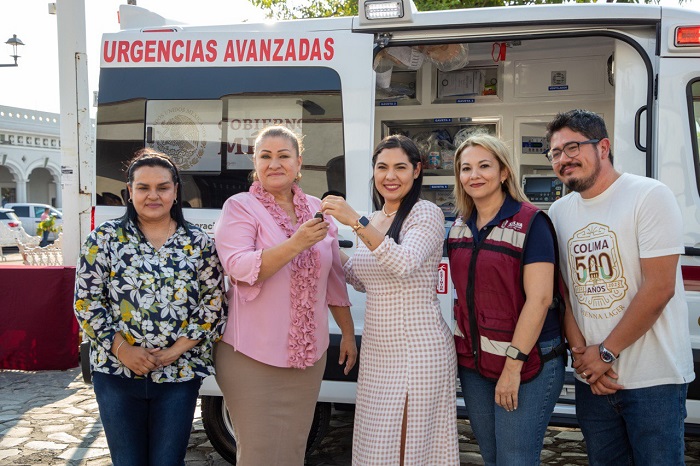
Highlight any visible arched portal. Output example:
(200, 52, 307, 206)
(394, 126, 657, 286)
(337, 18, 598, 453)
(27, 167, 57, 206)
(0, 163, 20, 206)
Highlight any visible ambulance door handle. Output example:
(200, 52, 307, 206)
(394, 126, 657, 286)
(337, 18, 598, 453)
(146, 126, 154, 144)
(634, 106, 646, 152)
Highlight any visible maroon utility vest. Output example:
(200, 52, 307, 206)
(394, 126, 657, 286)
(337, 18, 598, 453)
(448, 202, 546, 382)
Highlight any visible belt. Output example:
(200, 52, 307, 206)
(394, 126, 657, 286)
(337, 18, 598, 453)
(541, 342, 567, 363)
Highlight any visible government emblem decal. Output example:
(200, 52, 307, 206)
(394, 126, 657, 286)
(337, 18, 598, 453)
(152, 106, 207, 171)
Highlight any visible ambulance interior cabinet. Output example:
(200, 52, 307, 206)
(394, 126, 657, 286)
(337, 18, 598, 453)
(375, 66, 420, 106)
(515, 118, 556, 181)
(432, 63, 501, 104)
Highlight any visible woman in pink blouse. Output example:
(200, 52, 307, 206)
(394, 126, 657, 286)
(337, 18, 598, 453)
(214, 126, 357, 465)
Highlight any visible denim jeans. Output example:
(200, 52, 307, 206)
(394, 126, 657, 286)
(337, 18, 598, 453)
(92, 372, 202, 466)
(40, 230, 49, 247)
(575, 380, 688, 465)
(458, 337, 565, 466)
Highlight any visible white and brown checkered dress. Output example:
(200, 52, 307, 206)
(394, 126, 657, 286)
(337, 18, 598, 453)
(345, 200, 459, 465)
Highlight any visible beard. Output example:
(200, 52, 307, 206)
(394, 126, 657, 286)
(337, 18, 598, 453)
(560, 152, 601, 193)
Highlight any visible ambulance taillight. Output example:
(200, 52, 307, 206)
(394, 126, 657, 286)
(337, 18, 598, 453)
(675, 26, 700, 47)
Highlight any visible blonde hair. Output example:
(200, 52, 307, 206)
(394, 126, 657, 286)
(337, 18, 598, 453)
(452, 134, 528, 218)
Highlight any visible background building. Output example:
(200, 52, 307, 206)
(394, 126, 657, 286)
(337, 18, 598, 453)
(0, 105, 95, 209)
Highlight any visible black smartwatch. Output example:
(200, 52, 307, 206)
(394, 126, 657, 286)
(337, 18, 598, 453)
(505, 345, 529, 362)
(599, 342, 618, 363)
(352, 216, 370, 231)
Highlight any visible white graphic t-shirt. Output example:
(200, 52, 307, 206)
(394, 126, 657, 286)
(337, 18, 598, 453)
(549, 173, 694, 389)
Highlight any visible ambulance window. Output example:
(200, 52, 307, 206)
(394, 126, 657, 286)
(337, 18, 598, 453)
(221, 94, 344, 201)
(691, 79, 700, 195)
(95, 67, 345, 208)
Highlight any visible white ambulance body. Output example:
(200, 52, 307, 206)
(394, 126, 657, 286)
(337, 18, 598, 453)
(92, 1, 700, 458)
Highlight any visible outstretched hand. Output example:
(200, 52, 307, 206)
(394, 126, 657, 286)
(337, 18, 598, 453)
(321, 195, 360, 227)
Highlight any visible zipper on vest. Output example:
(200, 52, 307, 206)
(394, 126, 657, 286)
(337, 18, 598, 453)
(466, 225, 496, 361)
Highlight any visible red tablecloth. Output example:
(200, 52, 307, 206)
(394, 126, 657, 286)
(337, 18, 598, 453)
(0, 266, 79, 370)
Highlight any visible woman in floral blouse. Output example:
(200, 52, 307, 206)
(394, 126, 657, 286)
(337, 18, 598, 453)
(74, 149, 226, 466)
(214, 126, 357, 465)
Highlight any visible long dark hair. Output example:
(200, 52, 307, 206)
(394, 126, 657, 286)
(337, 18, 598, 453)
(120, 148, 187, 231)
(371, 135, 424, 243)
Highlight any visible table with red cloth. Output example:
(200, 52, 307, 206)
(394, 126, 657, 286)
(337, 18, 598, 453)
(0, 266, 79, 370)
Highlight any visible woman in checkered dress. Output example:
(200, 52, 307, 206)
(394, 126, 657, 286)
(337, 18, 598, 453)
(322, 135, 459, 465)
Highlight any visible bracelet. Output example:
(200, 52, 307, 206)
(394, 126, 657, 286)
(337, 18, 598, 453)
(115, 340, 127, 361)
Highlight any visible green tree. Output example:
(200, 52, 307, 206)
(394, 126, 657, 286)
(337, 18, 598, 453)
(251, 0, 687, 20)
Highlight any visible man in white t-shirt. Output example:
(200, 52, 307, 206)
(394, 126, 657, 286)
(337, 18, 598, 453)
(546, 109, 694, 465)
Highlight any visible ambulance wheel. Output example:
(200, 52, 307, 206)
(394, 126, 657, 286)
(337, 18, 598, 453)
(200, 396, 332, 464)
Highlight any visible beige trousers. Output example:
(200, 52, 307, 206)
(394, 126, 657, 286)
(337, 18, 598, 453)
(214, 342, 326, 466)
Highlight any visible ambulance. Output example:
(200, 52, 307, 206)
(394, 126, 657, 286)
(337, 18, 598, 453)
(91, 0, 700, 459)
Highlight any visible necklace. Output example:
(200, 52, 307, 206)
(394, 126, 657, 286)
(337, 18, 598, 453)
(144, 219, 172, 249)
(382, 205, 398, 217)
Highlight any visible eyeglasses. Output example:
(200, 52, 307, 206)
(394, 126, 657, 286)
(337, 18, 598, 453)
(546, 139, 600, 163)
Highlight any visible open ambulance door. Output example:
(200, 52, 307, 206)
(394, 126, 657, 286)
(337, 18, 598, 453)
(656, 13, 700, 427)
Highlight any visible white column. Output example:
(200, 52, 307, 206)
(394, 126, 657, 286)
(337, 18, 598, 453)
(54, 176, 63, 208)
(15, 176, 28, 203)
(56, 0, 91, 266)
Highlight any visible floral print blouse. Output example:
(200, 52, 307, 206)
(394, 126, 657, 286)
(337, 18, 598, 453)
(74, 219, 227, 383)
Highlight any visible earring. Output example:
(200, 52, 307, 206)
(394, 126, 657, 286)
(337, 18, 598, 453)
(253, 172, 258, 180)
(173, 199, 178, 205)
(296, 172, 302, 181)
(128, 198, 133, 203)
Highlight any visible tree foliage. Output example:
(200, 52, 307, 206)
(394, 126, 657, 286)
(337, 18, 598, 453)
(250, 0, 687, 20)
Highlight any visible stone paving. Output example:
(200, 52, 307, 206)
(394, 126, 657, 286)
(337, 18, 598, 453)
(1, 368, 700, 465)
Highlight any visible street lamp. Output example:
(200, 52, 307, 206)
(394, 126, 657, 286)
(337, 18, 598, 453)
(0, 34, 25, 67)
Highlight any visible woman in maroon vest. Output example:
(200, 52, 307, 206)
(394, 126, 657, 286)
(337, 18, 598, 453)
(447, 133, 565, 465)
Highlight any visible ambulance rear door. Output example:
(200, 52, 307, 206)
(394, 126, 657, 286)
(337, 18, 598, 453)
(657, 7, 700, 426)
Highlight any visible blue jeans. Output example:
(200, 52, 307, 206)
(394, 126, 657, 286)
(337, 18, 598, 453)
(40, 230, 49, 247)
(575, 380, 688, 465)
(458, 337, 565, 466)
(92, 372, 201, 466)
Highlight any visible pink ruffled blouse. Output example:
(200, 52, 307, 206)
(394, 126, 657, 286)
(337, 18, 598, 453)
(214, 190, 351, 368)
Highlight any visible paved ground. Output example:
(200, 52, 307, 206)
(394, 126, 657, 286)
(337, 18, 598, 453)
(1, 368, 700, 465)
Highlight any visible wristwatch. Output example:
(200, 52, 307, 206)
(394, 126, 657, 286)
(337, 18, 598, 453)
(352, 216, 370, 232)
(599, 342, 618, 363)
(505, 345, 529, 362)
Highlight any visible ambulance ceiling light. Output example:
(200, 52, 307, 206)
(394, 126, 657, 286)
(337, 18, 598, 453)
(364, 0, 404, 20)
